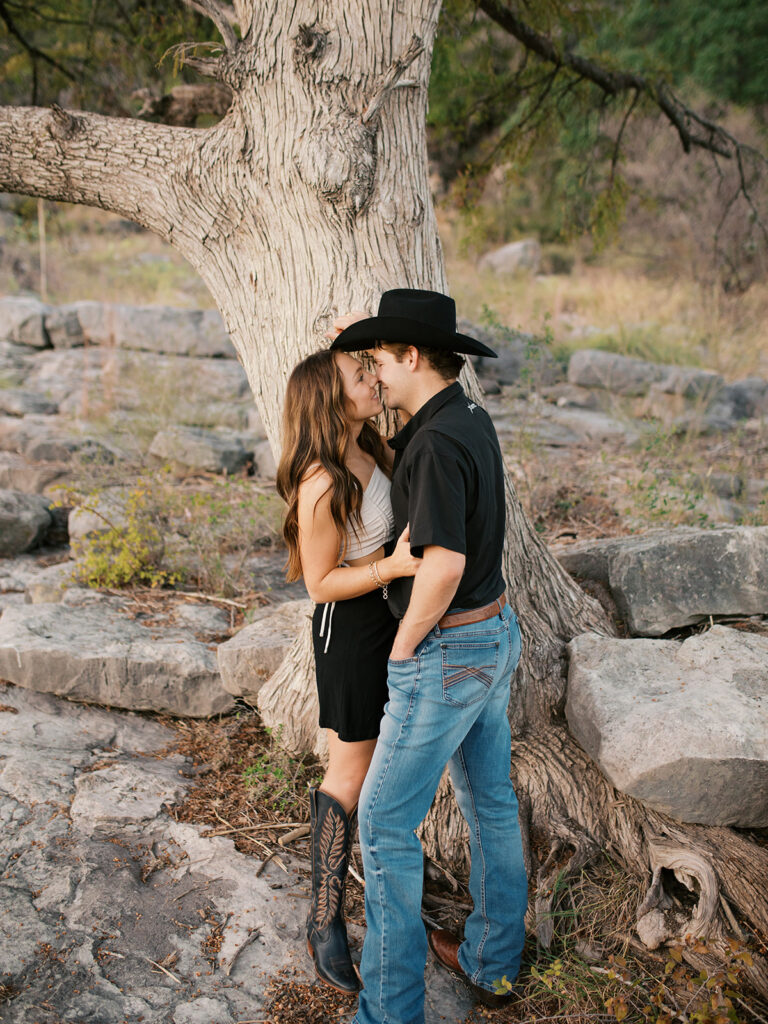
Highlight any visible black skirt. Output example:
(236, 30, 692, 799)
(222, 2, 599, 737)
(312, 589, 398, 743)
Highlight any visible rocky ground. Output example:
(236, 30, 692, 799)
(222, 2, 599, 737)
(2, 295, 768, 1022)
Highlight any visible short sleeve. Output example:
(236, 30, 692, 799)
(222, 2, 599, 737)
(406, 433, 469, 557)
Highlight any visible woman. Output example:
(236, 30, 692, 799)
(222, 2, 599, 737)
(276, 348, 420, 994)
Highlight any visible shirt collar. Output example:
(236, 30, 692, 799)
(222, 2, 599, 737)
(388, 381, 464, 451)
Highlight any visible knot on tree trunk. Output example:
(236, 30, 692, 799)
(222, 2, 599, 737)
(294, 117, 377, 215)
(48, 105, 84, 141)
(294, 24, 330, 71)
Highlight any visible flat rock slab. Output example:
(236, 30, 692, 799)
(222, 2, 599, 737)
(0, 601, 233, 717)
(218, 600, 312, 699)
(44, 301, 236, 358)
(566, 626, 768, 826)
(0, 684, 473, 1024)
(149, 425, 251, 475)
(553, 526, 768, 635)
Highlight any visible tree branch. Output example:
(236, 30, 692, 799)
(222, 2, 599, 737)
(179, 0, 238, 51)
(0, 104, 197, 239)
(361, 35, 425, 124)
(475, 0, 747, 162)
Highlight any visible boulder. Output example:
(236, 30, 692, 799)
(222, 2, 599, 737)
(0, 389, 58, 416)
(541, 383, 601, 410)
(568, 349, 666, 396)
(478, 238, 542, 276)
(0, 296, 51, 348)
(0, 489, 52, 555)
(0, 603, 234, 717)
(148, 425, 251, 475)
(0, 414, 119, 465)
(655, 366, 724, 400)
(25, 346, 250, 415)
(0, 451, 69, 494)
(252, 438, 277, 478)
(566, 626, 768, 826)
(217, 600, 312, 699)
(715, 377, 768, 420)
(554, 526, 768, 636)
(44, 300, 236, 358)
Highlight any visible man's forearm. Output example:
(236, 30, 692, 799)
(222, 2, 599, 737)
(391, 547, 465, 659)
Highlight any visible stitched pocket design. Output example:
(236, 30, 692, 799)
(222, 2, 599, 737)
(440, 640, 500, 707)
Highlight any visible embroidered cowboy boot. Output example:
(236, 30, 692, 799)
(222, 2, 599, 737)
(306, 787, 360, 993)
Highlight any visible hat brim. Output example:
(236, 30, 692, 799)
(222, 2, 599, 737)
(330, 316, 498, 359)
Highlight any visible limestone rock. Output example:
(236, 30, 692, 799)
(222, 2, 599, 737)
(148, 425, 251, 475)
(0, 682, 472, 1022)
(0, 296, 51, 348)
(71, 758, 189, 831)
(45, 300, 236, 358)
(566, 626, 768, 826)
(174, 602, 230, 637)
(568, 349, 666, 395)
(717, 377, 768, 420)
(554, 526, 768, 635)
(23, 560, 76, 604)
(0, 602, 233, 717)
(655, 366, 724, 400)
(217, 600, 312, 699)
(0, 451, 69, 493)
(478, 238, 541, 275)
(252, 438, 277, 478)
(0, 388, 58, 416)
(0, 489, 52, 555)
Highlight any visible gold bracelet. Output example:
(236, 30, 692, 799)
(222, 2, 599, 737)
(369, 560, 389, 600)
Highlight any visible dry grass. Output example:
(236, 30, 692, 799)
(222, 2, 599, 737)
(439, 211, 768, 381)
(1, 203, 211, 308)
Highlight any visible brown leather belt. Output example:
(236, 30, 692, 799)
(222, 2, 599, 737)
(437, 593, 507, 630)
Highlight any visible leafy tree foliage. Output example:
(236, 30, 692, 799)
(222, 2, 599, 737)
(603, 0, 768, 108)
(0, 0, 210, 112)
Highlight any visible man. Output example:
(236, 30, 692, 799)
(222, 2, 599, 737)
(331, 288, 527, 1024)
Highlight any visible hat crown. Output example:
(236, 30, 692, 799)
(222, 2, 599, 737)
(378, 289, 456, 335)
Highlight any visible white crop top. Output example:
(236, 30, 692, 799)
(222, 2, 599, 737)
(344, 463, 395, 560)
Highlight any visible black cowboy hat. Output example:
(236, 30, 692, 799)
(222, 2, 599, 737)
(330, 288, 498, 359)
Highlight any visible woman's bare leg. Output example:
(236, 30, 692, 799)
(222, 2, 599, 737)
(320, 731, 377, 815)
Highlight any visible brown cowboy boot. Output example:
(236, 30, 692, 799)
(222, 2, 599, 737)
(306, 787, 360, 993)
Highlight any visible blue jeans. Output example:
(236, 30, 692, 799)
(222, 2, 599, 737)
(353, 603, 527, 1024)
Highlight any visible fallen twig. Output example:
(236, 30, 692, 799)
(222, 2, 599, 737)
(278, 824, 310, 846)
(146, 956, 182, 984)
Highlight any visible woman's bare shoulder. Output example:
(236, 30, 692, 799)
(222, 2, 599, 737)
(298, 463, 333, 502)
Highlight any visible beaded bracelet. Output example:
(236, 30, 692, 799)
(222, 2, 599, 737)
(369, 560, 388, 600)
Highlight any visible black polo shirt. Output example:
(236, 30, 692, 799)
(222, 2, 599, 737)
(386, 381, 506, 620)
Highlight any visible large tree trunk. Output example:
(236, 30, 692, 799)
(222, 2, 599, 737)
(1, 0, 765, 992)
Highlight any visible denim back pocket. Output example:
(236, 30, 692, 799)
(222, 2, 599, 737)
(440, 639, 500, 708)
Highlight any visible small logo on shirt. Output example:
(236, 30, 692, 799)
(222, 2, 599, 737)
(467, 402, 477, 413)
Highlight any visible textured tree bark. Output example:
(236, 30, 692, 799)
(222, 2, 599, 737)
(1, 0, 765, 990)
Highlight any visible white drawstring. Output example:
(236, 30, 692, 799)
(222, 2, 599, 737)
(318, 601, 336, 654)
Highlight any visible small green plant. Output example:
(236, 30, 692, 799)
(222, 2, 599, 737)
(241, 727, 322, 814)
(54, 482, 178, 589)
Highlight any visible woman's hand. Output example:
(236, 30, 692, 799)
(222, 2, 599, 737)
(325, 310, 370, 339)
(381, 525, 421, 581)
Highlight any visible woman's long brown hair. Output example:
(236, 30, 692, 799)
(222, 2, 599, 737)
(276, 349, 390, 582)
